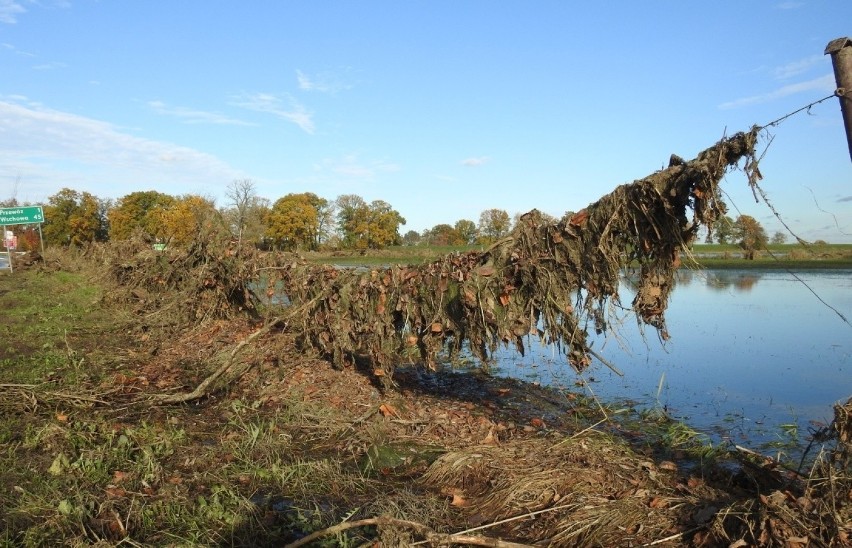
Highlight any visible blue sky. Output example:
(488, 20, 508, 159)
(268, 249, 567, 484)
(1, 1, 851, 242)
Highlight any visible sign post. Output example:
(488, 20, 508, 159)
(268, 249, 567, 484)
(0, 206, 46, 271)
(2, 226, 11, 273)
(0, 206, 45, 225)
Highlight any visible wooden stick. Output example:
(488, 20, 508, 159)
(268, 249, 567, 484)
(284, 516, 539, 548)
(153, 317, 281, 404)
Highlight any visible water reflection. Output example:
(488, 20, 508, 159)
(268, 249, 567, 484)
(493, 269, 852, 457)
(703, 271, 762, 292)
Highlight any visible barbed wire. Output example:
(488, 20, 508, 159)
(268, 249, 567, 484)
(758, 92, 838, 129)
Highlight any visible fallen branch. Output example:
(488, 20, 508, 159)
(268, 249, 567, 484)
(283, 515, 539, 548)
(0, 384, 111, 407)
(153, 317, 282, 404)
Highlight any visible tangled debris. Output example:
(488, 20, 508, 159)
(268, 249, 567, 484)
(256, 128, 762, 382)
(98, 128, 761, 385)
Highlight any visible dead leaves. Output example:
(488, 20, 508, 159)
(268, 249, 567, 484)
(378, 403, 398, 418)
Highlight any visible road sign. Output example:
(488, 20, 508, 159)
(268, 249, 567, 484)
(0, 206, 44, 225)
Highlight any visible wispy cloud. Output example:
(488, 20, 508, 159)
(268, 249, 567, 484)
(230, 92, 315, 134)
(0, 97, 244, 199)
(317, 154, 399, 180)
(32, 61, 68, 70)
(296, 69, 351, 94)
(1, 42, 35, 56)
(0, 0, 25, 24)
(774, 55, 826, 80)
(147, 100, 254, 126)
(838, 196, 852, 203)
(718, 73, 835, 110)
(461, 156, 490, 167)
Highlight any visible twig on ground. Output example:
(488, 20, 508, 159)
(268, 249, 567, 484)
(284, 515, 539, 548)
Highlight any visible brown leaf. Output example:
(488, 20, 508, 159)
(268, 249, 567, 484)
(659, 461, 678, 472)
(379, 403, 398, 417)
(450, 491, 468, 507)
(105, 487, 126, 498)
(499, 293, 510, 306)
(372, 368, 386, 377)
(430, 322, 443, 333)
(476, 265, 496, 277)
(112, 471, 129, 483)
(649, 496, 668, 509)
(530, 417, 545, 428)
(569, 209, 588, 227)
(56, 412, 69, 422)
(481, 426, 499, 446)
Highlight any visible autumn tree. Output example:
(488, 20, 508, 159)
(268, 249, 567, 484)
(42, 188, 109, 247)
(335, 194, 368, 248)
(424, 224, 461, 246)
(733, 214, 768, 260)
(109, 191, 175, 240)
(335, 195, 405, 249)
(266, 193, 321, 251)
(365, 200, 406, 248)
(149, 195, 222, 247)
(477, 208, 511, 243)
(454, 219, 477, 245)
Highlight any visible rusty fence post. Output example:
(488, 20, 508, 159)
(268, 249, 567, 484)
(825, 37, 852, 163)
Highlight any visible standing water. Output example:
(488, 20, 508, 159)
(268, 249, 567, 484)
(492, 269, 852, 453)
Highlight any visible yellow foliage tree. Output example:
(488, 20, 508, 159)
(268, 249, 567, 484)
(109, 191, 175, 240)
(42, 188, 109, 247)
(150, 195, 220, 247)
(265, 193, 320, 251)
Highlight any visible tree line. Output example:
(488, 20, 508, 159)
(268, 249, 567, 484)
(0, 180, 522, 252)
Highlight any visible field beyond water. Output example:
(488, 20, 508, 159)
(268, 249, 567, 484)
(305, 243, 852, 269)
(1, 247, 850, 546)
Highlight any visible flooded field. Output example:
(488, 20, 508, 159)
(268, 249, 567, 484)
(493, 269, 852, 454)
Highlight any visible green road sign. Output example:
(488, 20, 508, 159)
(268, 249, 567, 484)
(0, 206, 45, 225)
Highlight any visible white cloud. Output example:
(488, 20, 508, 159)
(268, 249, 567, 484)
(147, 100, 254, 126)
(0, 97, 245, 200)
(773, 55, 826, 80)
(718, 73, 836, 110)
(461, 156, 490, 167)
(0, 0, 25, 24)
(296, 69, 351, 93)
(32, 61, 68, 70)
(317, 154, 399, 180)
(230, 92, 315, 133)
(1, 42, 35, 56)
